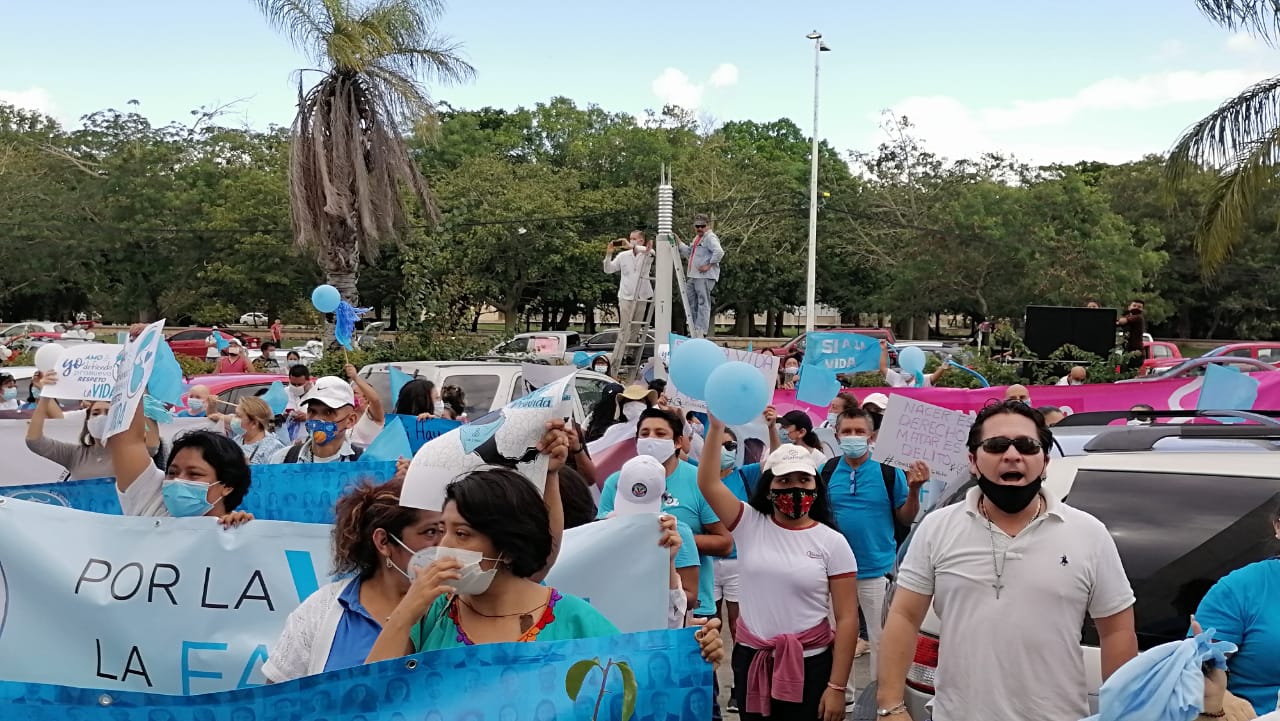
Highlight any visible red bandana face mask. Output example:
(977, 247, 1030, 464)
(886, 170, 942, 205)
(768, 489, 817, 520)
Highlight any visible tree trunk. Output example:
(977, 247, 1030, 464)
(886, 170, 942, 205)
(585, 305, 596, 334)
(321, 222, 361, 346)
(733, 303, 751, 337)
(389, 303, 399, 331)
(558, 305, 572, 331)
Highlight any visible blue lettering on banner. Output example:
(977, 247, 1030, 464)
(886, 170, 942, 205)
(0, 630, 712, 720)
(181, 640, 226, 696)
(283, 550, 320, 602)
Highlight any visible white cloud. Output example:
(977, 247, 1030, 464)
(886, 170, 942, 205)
(708, 63, 740, 88)
(651, 64, 739, 109)
(1153, 39, 1186, 61)
(876, 66, 1276, 165)
(652, 68, 704, 109)
(0, 87, 56, 117)
(1226, 32, 1263, 54)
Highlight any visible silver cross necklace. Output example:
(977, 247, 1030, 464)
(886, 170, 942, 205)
(981, 496, 1043, 599)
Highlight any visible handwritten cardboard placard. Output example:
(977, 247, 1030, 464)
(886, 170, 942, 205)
(871, 395, 975, 508)
(42, 343, 124, 401)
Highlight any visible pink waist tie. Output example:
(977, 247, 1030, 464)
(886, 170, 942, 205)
(734, 619, 835, 715)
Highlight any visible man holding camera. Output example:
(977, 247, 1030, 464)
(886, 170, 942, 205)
(604, 229, 654, 329)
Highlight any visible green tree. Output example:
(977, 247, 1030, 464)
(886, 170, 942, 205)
(254, 0, 474, 315)
(1166, 1, 1280, 271)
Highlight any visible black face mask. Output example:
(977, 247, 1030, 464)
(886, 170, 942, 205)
(976, 474, 1043, 514)
(768, 488, 817, 520)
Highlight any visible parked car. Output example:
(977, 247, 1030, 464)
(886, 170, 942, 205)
(1137, 340, 1182, 375)
(854, 423, 1280, 719)
(761, 327, 898, 358)
(239, 312, 268, 326)
(1117, 355, 1277, 383)
(167, 327, 261, 359)
(488, 332, 582, 362)
(563, 329, 658, 374)
(0, 366, 82, 415)
(358, 361, 614, 422)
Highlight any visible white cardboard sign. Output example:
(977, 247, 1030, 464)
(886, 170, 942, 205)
(41, 344, 124, 401)
(871, 394, 975, 508)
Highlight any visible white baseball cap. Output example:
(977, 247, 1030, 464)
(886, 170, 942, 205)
(763, 444, 819, 478)
(299, 375, 356, 409)
(614, 455, 667, 515)
(862, 392, 890, 411)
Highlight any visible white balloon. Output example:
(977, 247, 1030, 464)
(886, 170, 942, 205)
(34, 343, 65, 373)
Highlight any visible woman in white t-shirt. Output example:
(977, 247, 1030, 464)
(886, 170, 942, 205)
(110, 401, 253, 526)
(699, 417, 858, 721)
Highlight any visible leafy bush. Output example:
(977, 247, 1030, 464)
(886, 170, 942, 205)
(178, 355, 215, 378)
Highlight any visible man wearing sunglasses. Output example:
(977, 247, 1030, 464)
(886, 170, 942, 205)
(876, 401, 1136, 721)
(677, 213, 724, 339)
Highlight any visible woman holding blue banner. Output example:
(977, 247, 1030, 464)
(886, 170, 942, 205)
(110, 401, 253, 525)
(366, 464, 725, 665)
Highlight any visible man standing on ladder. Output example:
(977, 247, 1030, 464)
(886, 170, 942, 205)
(603, 229, 653, 329)
(678, 213, 724, 339)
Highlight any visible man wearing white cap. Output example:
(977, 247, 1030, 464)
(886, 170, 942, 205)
(271, 376, 363, 463)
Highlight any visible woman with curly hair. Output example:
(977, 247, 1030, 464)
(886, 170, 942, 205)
(263, 422, 570, 682)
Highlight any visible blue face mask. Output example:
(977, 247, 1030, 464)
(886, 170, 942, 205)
(839, 436, 869, 459)
(305, 419, 341, 446)
(719, 448, 736, 470)
(161, 479, 216, 517)
(1, 387, 15, 401)
(188, 398, 205, 413)
(230, 417, 245, 437)
(31, 387, 40, 399)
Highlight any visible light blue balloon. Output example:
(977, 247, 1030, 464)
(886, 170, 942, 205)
(705, 361, 771, 425)
(898, 345, 927, 375)
(669, 338, 726, 400)
(311, 284, 341, 313)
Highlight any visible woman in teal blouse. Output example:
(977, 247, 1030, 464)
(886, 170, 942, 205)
(366, 467, 724, 660)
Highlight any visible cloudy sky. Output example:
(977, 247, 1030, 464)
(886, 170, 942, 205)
(3, 0, 1276, 165)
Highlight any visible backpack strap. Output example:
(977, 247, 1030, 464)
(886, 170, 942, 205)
(343, 447, 363, 462)
(882, 463, 912, 546)
(819, 456, 843, 485)
(284, 444, 303, 463)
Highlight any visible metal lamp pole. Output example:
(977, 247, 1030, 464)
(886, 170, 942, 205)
(804, 30, 830, 335)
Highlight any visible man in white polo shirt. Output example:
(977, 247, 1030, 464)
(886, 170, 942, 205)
(875, 401, 1137, 721)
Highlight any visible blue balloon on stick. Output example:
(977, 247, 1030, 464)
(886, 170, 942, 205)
(669, 338, 726, 401)
(705, 361, 771, 425)
(898, 345, 927, 375)
(311, 284, 341, 314)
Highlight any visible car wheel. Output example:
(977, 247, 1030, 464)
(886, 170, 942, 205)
(591, 357, 611, 374)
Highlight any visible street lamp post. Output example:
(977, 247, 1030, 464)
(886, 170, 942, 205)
(804, 30, 829, 335)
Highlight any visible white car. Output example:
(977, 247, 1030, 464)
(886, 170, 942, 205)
(858, 424, 1280, 719)
(239, 312, 268, 326)
(358, 361, 615, 422)
(488, 332, 582, 362)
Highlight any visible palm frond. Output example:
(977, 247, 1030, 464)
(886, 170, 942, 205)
(1195, 0, 1280, 45)
(253, 0, 331, 61)
(1192, 127, 1280, 269)
(1167, 74, 1280, 180)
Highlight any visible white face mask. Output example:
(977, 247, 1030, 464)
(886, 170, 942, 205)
(394, 538, 503, 595)
(621, 401, 647, 422)
(86, 415, 109, 441)
(636, 437, 676, 463)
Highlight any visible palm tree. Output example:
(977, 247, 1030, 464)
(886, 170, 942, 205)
(1167, 1, 1280, 271)
(255, 0, 474, 306)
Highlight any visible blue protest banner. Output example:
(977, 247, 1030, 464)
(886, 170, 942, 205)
(388, 414, 462, 454)
(796, 363, 842, 407)
(1198, 362, 1261, 411)
(1, 461, 399, 523)
(362, 416, 413, 462)
(803, 331, 879, 373)
(0, 629, 711, 720)
(0, 499, 669, 694)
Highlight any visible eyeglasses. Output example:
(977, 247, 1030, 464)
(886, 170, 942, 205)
(977, 436, 1043, 455)
(694, 224, 706, 229)
(722, 440, 738, 452)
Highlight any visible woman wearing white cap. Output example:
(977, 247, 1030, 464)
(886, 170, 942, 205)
(698, 415, 858, 721)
